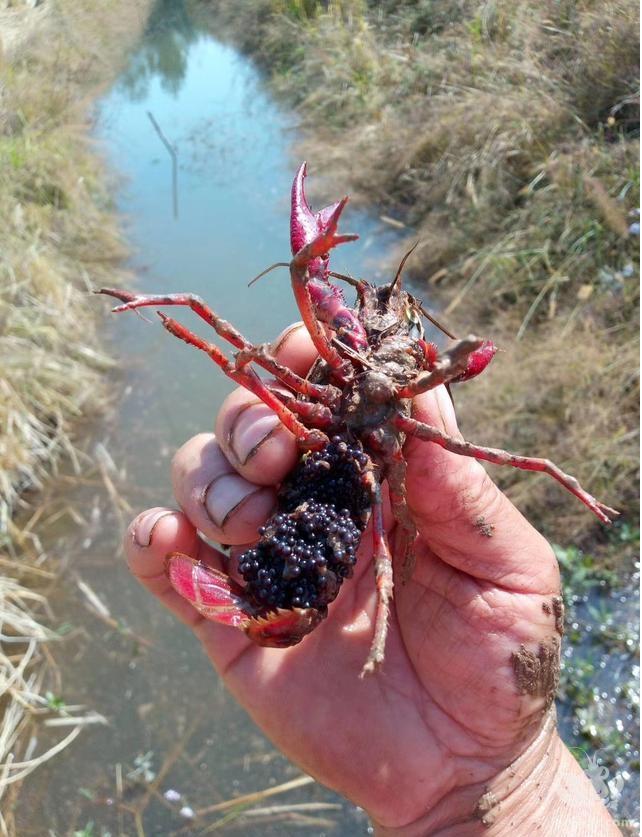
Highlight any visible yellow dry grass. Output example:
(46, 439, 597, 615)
(0, 0, 154, 527)
(0, 1, 152, 830)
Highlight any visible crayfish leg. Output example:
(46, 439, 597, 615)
(157, 312, 328, 451)
(393, 414, 619, 525)
(97, 287, 338, 409)
(384, 441, 418, 584)
(361, 478, 394, 677)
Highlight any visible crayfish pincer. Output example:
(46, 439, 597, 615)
(98, 162, 618, 675)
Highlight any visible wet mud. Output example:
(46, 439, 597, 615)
(511, 637, 561, 709)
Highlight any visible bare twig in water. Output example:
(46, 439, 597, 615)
(244, 802, 341, 816)
(147, 111, 179, 219)
(202, 805, 339, 833)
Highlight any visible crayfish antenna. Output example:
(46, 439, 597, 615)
(328, 270, 363, 289)
(389, 243, 459, 340)
(416, 300, 457, 340)
(247, 261, 289, 288)
(390, 240, 419, 295)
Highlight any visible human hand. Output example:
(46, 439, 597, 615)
(124, 323, 620, 835)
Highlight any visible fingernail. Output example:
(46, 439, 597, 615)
(230, 406, 281, 465)
(204, 474, 262, 529)
(270, 322, 304, 355)
(132, 507, 174, 548)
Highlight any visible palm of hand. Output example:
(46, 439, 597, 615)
(195, 443, 559, 828)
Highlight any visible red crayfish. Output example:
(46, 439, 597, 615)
(99, 163, 617, 675)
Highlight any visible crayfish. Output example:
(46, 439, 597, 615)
(98, 163, 618, 675)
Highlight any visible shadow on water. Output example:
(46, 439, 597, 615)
(15, 2, 405, 834)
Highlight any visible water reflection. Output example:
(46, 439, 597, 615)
(118, 0, 198, 101)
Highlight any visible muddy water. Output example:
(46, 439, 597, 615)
(15, 5, 404, 835)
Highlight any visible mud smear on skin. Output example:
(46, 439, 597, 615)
(541, 596, 565, 637)
(474, 788, 500, 827)
(511, 637, 561, 709)
(474, 515, 494, 538)
(551, 595, 565, 636)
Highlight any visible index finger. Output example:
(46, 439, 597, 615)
(215, 322, 318, 485)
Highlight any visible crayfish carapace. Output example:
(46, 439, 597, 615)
(99, 163, 618, 675)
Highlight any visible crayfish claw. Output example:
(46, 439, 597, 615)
(291, 162, 353, 253)
(290, 163, 358, 276)
(166, 553, 328, 648)
(452, 339, 498, 383)
(246, 607, 326, 648)
(290, 161, 318, 254)
(166, 553, 255, 628)
(316, 199, 343, 229)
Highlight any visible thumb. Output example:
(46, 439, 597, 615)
(404, 386, 559, 595)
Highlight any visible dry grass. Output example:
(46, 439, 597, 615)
(0, 0, 154, 530)
(201, 0, 639, 541)
(0, 572, 107, 836)
(0, 1, 152, 831)
(456, 314, 639, 538)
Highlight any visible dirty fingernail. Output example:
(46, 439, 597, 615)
(133, 507, 175, 548)
(230, 408, 281, 465)
(204, 474, 262, 529)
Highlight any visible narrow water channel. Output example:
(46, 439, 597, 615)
(16, 4, 402, 834)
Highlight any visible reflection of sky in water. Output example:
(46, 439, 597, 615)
(94, 25, 399, 491)
(20, 8, 391, 834)
(98, 34, 301, 298)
